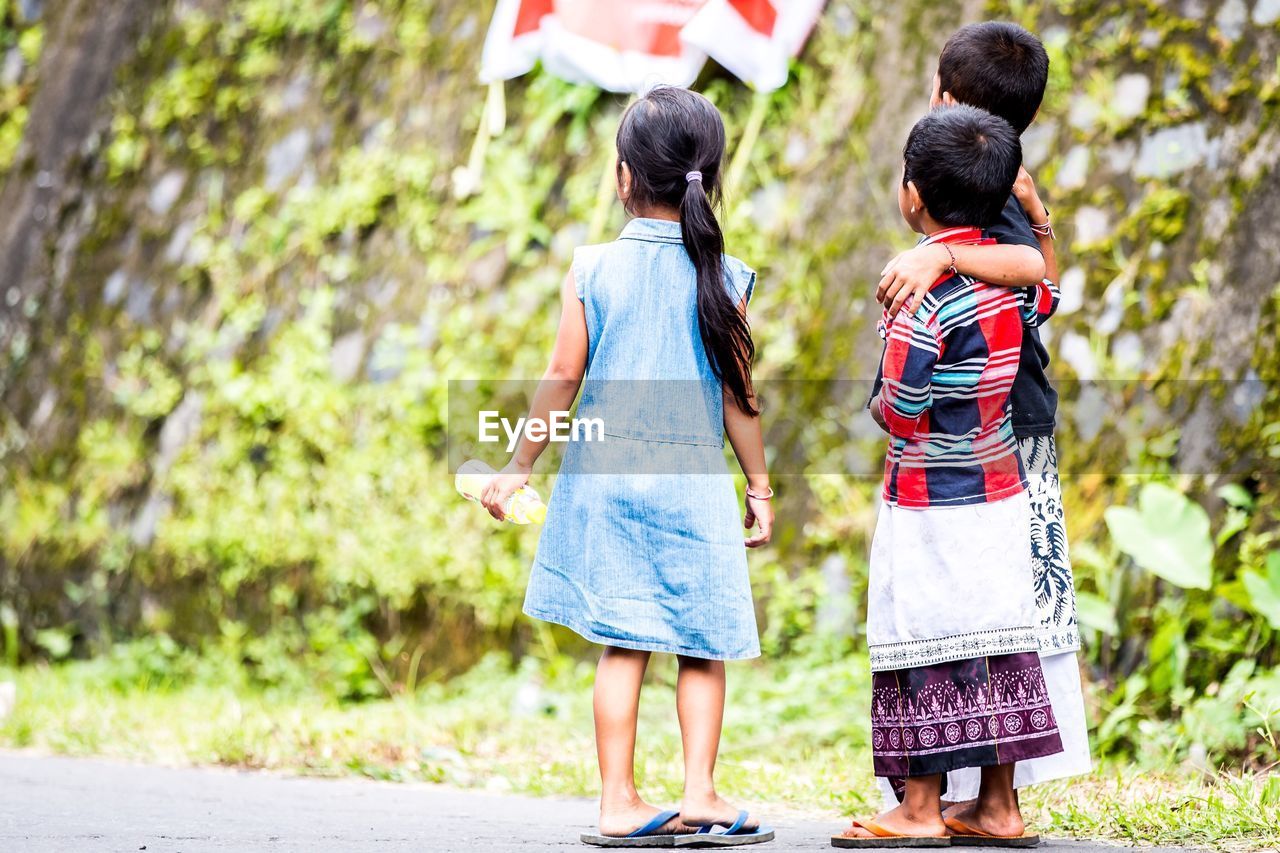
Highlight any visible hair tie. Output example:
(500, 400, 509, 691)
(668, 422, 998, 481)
(685, 170, 703, 184)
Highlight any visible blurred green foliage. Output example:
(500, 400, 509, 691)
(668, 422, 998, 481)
(0, 0, 1278, 782)
(0, 2, 40, 170)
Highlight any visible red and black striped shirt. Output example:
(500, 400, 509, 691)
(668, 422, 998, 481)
(875, 227, 1059, 508)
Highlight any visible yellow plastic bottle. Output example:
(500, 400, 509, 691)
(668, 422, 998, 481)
(455, 459, 547, 524)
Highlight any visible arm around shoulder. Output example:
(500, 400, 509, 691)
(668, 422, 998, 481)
(951, 242, 1045, 288)
(877, 242, 1045, 319)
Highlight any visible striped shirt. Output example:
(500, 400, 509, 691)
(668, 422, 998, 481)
(876, 227, 1059, 508)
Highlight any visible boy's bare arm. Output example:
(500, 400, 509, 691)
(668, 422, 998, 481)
(878, 166, 1056, 320)
(878, 243, 1045, 318)
(1013, 166, 1058, 284)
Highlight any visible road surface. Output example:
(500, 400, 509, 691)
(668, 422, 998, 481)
(0, 752, 1201, 852)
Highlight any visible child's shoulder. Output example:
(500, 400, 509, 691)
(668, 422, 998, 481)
(572, 240, 614, 261)
(722, 253, 757, 306)
(568, 242, 617, 301)
(917, 273, 971, 316)
(920, 274, 1016, 328)
(985, 194, 1040, 251)
(722, 253, 754, 276)
(570, 241, 756, 304)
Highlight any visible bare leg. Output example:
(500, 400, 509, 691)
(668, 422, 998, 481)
(947, 763, 1025, 837)
(675, 655, 758, 830)
(945, 784, 1019, 823)
(593, 647, 681, 837)
(840, 775, 947, 838)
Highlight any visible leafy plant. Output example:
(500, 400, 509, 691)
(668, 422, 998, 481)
(1243, 552, 1280, 629)
(1104, 483, 1213, 589)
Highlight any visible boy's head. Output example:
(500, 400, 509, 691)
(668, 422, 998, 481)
(931, 22, 1048, 134)
(899, 105, 1021, 232)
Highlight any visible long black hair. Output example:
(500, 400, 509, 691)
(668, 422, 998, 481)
(615, 86, 758, 416)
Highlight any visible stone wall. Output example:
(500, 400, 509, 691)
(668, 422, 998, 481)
(0, 0, 1276, 669)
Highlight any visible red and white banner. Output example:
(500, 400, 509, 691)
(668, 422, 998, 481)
(685, 0, 827, 91)
(479, 0, 826, 93)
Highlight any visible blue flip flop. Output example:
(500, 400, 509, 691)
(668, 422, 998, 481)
(675, 811, 775, 847)
(581, 809, 683, 847)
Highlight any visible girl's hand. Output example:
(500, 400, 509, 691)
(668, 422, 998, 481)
(480, 460, 532, 521)
(1013, 166, 1049, 226)
(743, 489, 774, 548)
(876, 243, 949, 319)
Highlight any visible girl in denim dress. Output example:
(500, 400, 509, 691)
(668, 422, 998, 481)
(481, 87, 775, 848)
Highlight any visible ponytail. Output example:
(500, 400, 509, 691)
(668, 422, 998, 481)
(617, 87, 758, 417)
(680, 175, 758, 416)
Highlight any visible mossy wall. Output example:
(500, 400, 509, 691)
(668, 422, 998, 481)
(0, 0, 1277, 735)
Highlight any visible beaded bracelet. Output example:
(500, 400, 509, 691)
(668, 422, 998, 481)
(939, 241, 958, 275)
(1030, 215, 1055, 239)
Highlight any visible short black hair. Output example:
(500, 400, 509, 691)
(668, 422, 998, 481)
(937, 22, 1049, 134)
(903, 105, 1021, 228)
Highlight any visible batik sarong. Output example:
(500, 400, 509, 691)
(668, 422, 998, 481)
(871, 651, 1063, 780)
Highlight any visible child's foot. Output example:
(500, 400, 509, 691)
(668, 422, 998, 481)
(598, 800, 687, 838)
(839, 805, 947, 839)
(943, 798, 1026, 838)
(680, 792, 759, 831)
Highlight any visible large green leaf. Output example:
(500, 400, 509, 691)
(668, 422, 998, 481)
(1242, 551, 1280, 629)
(1216, 482, 1255, 510)
(1104, 483, 1213, 590)
(1075, 590, 1119, 635)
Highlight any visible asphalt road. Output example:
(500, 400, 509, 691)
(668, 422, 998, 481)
(0, 752, 1203, 852)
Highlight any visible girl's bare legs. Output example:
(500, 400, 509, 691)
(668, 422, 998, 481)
(594, 646, 682, 837)
(841, 774, 946, 838)
(675, 655, 758, 830)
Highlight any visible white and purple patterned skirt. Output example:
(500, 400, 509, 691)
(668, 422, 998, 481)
(868, 490, 1065, 782)
(872, 651, 1064, 782)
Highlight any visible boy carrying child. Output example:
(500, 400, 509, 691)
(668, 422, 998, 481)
(836, 103, 1062, 848)
(871, 22, 1092, 837)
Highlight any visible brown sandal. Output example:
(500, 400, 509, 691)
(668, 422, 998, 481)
(943, 817, 1039, 848)
(831, 819, 951, 848)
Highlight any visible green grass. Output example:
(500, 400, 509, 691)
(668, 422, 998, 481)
(1, 649, 1278, 850)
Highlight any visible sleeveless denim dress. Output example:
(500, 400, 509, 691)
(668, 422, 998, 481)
(522, 218, 761, 660)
